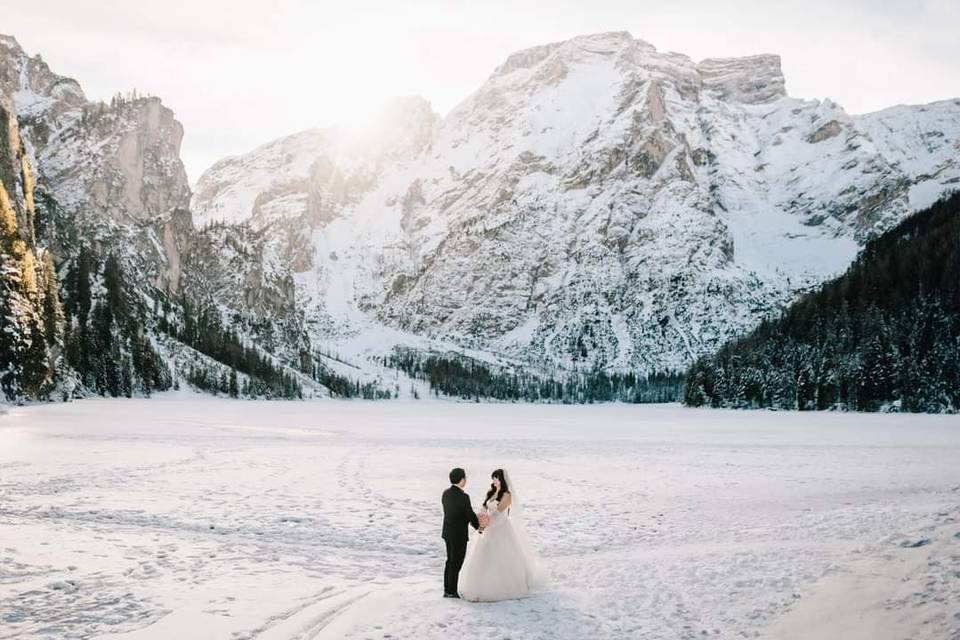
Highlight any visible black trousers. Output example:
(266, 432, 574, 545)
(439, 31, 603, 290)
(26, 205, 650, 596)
(443, 537, 467, 595)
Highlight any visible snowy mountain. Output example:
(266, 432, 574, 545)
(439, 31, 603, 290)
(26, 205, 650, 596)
(2, 30, 958, 401)
(193, 32, 960, 375)
(0, 33, 192, 294)
(0, 34, 329, 400)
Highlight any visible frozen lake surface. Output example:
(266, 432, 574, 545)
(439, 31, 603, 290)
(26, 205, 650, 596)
(1, 395, 959, 639)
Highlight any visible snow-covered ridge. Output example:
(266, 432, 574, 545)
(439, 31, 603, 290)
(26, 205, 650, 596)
(0, 33, 85, 123)
(192, 96, 437, 229)
(188, 31, 960, 376)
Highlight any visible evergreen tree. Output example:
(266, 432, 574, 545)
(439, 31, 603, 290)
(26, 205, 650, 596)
(76, 247, 92, 323)
(385, 347, 683, 403)
(40, 250, 64, 346)
(684, 193, 960, 413)
(0, 255, 29, 399)
(20, 310, 49, 397)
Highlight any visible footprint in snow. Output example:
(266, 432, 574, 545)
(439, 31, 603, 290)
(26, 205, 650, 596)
(899, 538, 931, 548)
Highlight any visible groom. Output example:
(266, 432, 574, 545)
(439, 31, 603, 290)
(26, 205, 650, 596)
(441, 467, 481, 598)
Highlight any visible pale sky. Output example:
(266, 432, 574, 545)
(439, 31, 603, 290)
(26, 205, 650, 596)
(6, 0, 959, 182)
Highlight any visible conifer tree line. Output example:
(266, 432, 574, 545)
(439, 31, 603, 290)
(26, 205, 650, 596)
(387, 348, 684, 403)
(157, 299, 303, 399)
(303, 353, 393, 399)
(684, 192, 960, 413)
(158, 307, 393, 399)
(183, 361, 240, 398)
(60, 248, 172, 398)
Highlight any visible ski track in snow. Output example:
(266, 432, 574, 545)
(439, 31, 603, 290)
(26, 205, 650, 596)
(1, 395, 959, 639)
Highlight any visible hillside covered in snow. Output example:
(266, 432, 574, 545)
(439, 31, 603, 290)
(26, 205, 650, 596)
(1, 30, 959, 401)
(193, 32, 960, 377)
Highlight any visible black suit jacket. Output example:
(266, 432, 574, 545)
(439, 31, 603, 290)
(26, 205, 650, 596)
(441, 485, 480, 542)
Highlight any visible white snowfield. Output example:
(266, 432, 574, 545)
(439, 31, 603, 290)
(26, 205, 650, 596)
(1, 395, 959, 639)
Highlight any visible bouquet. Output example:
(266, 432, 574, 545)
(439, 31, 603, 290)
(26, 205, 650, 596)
(477, 510, 490, 530)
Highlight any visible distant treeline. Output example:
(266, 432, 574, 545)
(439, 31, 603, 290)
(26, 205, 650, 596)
(386, 348, 683, 403)
(159, 298, 303, 399)
(684, 192, 960, 413)
(305, 354, 393, 399)
(63, 249, 172, 398)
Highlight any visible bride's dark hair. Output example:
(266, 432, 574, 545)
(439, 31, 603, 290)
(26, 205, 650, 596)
(484, 469, 509, 507)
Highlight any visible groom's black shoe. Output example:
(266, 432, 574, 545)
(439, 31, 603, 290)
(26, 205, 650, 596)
(443, 592, 460, 599)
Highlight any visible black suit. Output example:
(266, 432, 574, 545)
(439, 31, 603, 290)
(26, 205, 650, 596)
(441, 484, 480, 595)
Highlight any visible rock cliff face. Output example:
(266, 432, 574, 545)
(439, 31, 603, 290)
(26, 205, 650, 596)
(0, 34, 192, 294)
(0, 95, 33, 236)
(192, 32, 960, 374)
(0, 90, 65, 400)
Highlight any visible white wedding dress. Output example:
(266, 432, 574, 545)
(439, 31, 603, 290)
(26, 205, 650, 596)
(457, 497, 544, 602)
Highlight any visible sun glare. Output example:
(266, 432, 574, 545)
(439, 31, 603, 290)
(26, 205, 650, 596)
(293, 28, 419, 134)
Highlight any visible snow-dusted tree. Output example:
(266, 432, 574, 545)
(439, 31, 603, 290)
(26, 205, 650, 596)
(40, 250, 64, 346)
(684, 192, 960, 413)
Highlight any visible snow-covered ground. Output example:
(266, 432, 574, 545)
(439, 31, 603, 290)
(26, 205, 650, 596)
(1, 395, 959, 639)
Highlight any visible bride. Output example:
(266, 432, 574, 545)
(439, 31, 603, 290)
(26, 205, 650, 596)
(458, 469, 545, 602)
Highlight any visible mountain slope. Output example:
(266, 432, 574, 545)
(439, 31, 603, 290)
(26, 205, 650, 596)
(192, 32, 960, 375)
(0, 34, 351, 400)
(684, 191, 960, 412)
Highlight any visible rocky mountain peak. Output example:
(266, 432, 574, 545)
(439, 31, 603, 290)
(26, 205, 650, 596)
(493, 31, 647, 77)
(0, 37, 195, 304)
(0, 33, 85, 125)
(38, 93, 191, 224)
(697, 54, 786, 104)
(486, 32, 784, 106)
(371, 95, 435, 127)
(0, 35, 192, 231)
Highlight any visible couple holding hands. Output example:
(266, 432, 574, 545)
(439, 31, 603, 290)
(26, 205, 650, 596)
(441, 467, 545, 602)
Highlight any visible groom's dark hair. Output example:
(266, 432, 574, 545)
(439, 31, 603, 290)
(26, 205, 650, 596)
(449, 467, 466, 484)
